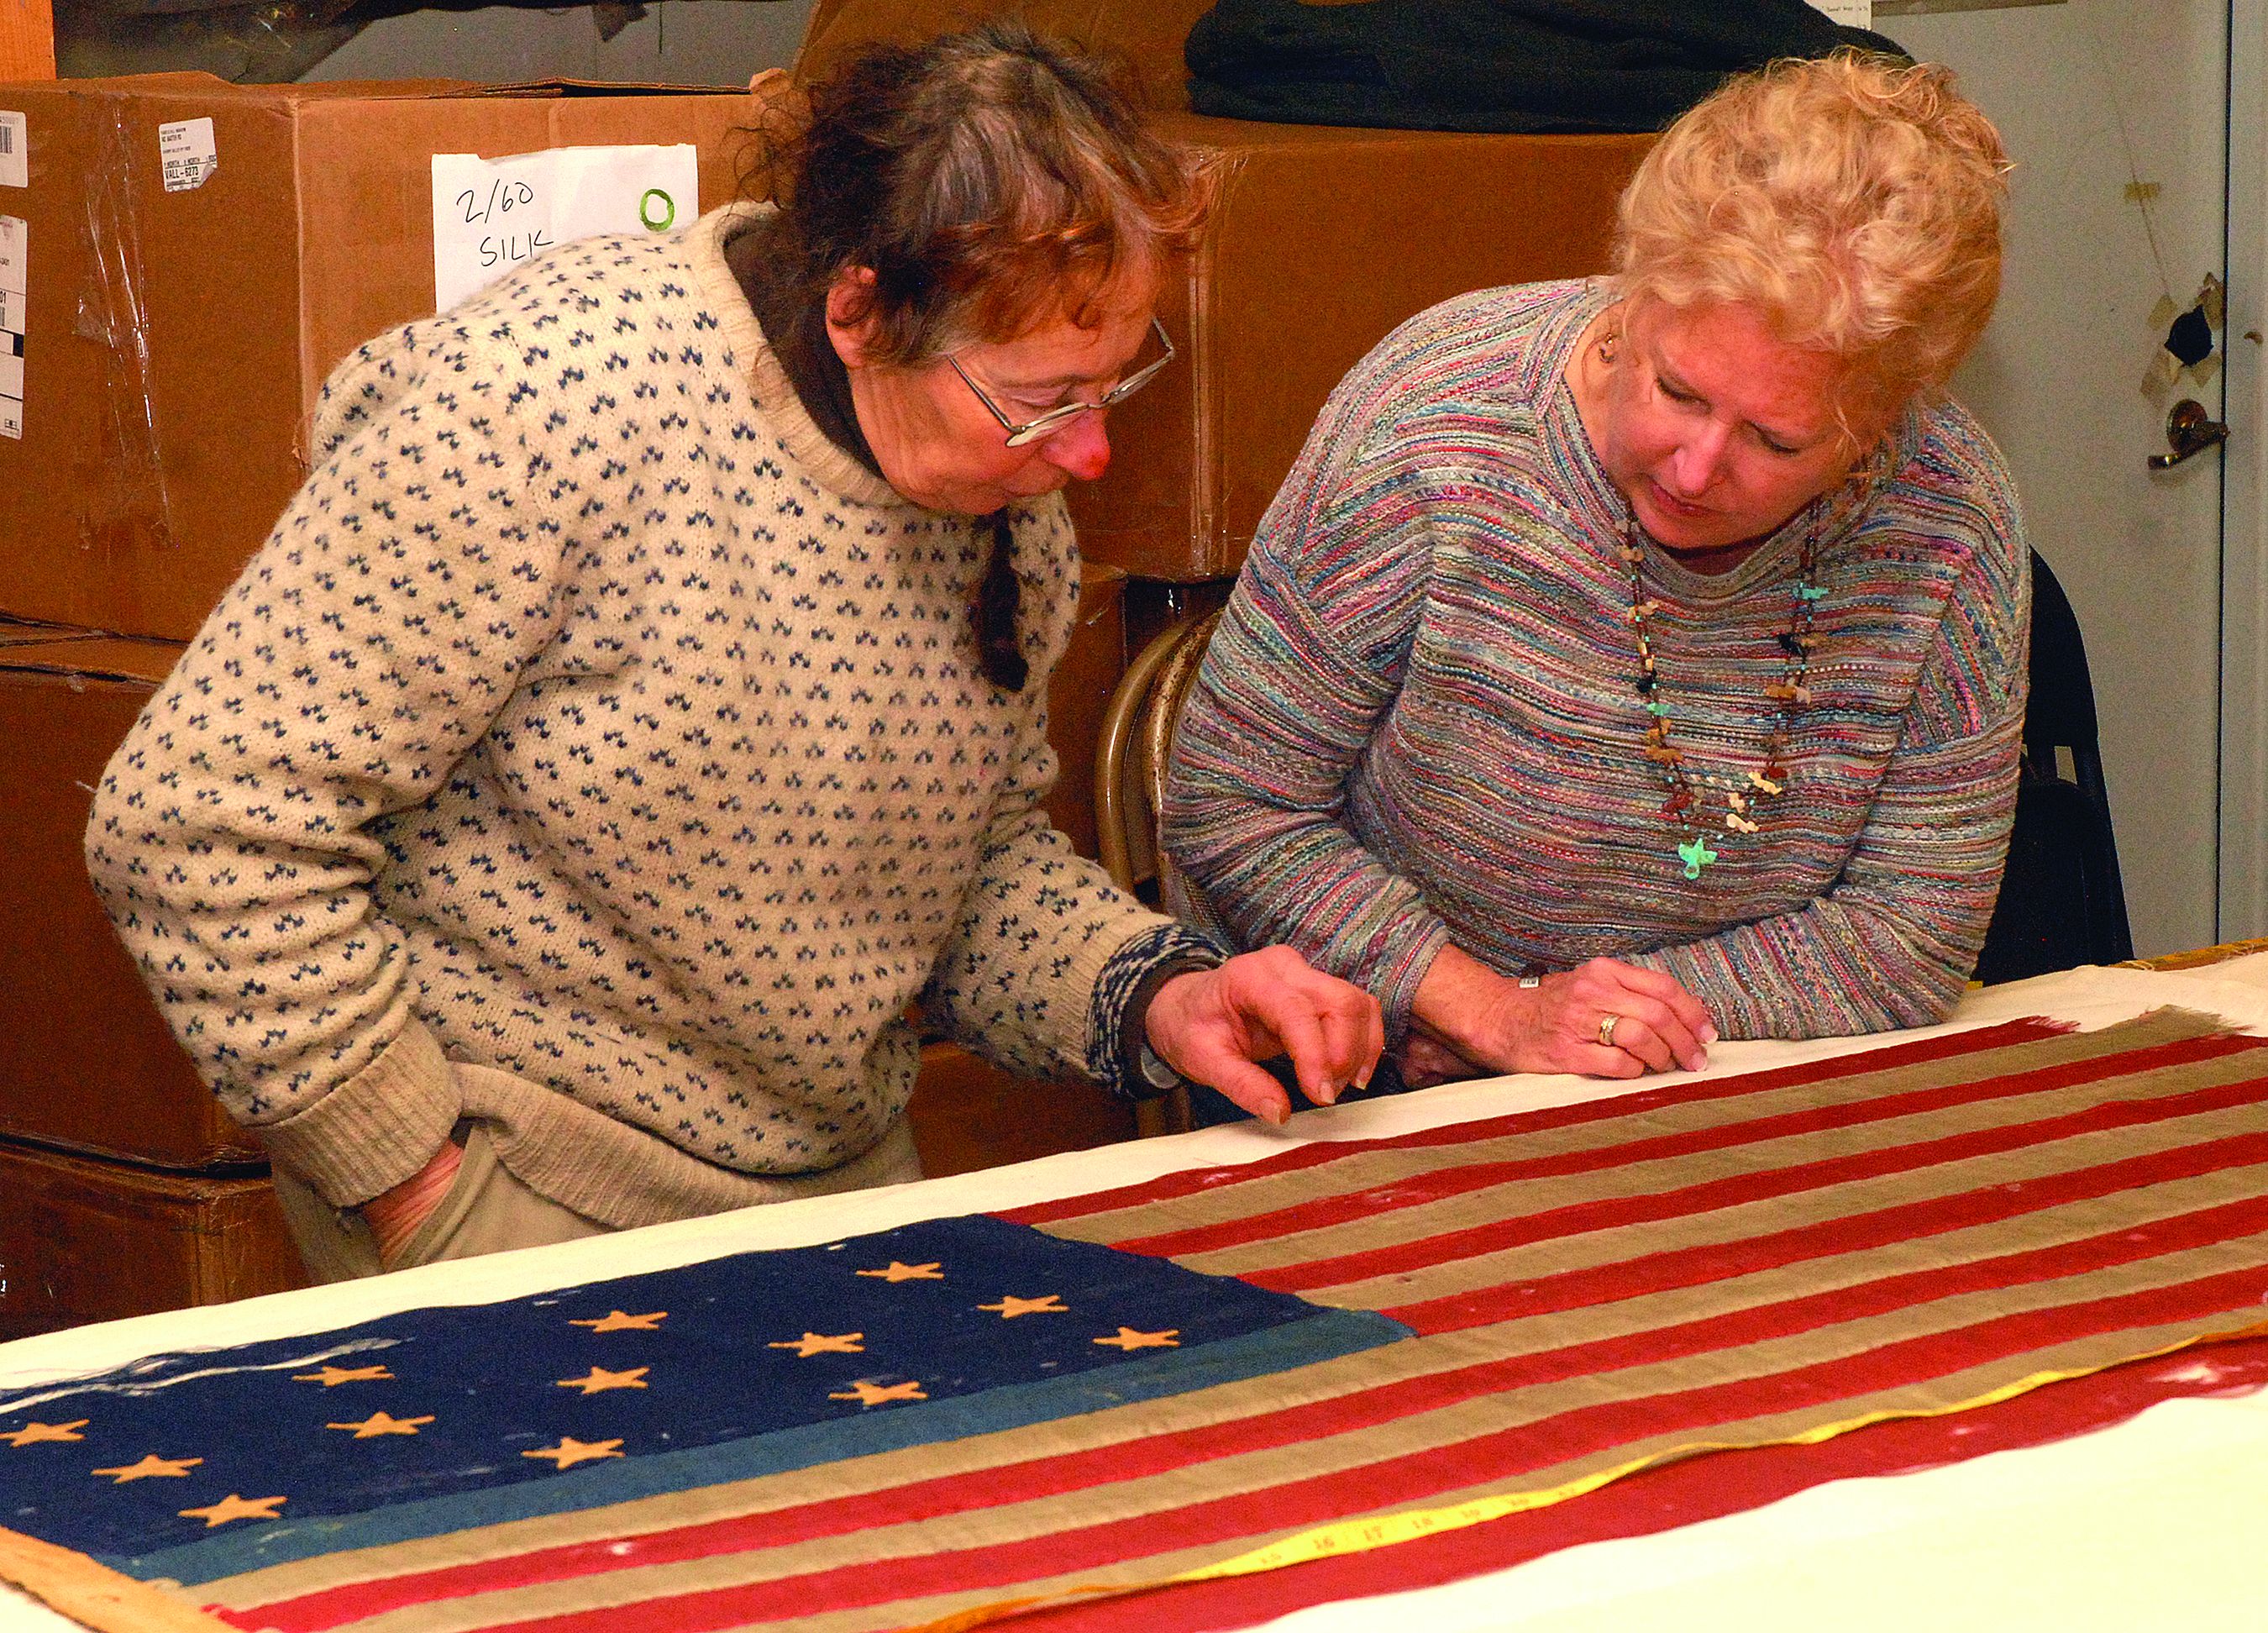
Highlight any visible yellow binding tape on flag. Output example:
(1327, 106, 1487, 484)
(0, 1525, 238, 1633)
(906, 1316, 2268, 1633)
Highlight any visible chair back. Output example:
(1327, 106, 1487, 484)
(1975, 549, 2134, 981)
(1095, 611, 1222, 906)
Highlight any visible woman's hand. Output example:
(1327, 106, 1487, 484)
(1145, 948, 1385, 1125)
(1414, 945, 1716, 1080)
(359, 1138, 463, 1266)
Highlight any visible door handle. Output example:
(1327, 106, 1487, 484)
(2149, 398, 2229, 470)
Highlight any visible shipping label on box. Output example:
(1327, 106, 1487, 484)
(430, 144, 698, 312)
(158, 117, 219, 192)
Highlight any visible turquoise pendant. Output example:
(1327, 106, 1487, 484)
(1677, 835, 1719, 880)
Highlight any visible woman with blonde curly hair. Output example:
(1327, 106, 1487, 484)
(1166, 51, 2026, 1110)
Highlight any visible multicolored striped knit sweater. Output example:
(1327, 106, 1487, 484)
(1164, 280, 2029, 1043)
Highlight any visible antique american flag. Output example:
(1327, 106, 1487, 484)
(6, 1006, 2268, 1633)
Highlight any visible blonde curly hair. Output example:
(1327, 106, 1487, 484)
(1614, 50, 2011, 432)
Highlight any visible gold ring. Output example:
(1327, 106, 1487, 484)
(1598, 1014, 1621, 1048)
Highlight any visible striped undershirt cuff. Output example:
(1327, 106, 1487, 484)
(1084, 920, 1231, 1100)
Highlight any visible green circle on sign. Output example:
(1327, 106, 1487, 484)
(640, 188, 677, 232)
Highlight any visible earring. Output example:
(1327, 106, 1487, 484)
(1598, 328, 1622, 365)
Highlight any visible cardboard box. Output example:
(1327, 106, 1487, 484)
(797, 0, 1651, 580)
(0, 74, 779, 638)
(0, 1136, 304, 1341)
(0, 633, 263, 1168)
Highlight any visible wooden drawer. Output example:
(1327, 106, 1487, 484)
(0, 1137, 305, 1342)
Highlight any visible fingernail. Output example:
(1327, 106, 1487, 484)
(1700, 1024, 1719, 1045)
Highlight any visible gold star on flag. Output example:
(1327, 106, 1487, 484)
(292, 1365, 394, 1387)
(555, 1366, 650, 1396)
(829, 1379, 928, 1406)
(2, 1420, 89, 1447)
(569, 1310, 668, 1332)
(325, 1412, 434, 1439)
(1093, 1327, 1180, 1352)
(521, 1436, 626, 1471)
(91, 1454, 202, 1483)
(856, 1261, 943, 1283)
(768, 1331, 865, 1357)
(979, 1294, 1066, 1319)
(178, 1493, 286, 1528)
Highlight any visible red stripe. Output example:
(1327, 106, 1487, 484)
(1000, 1020, 2077, 1227)
(1251, 1066, 2268, 1295)
(1391, 1132, 2268, 1332)
(460, 1263, 2268, 1631)
(239, 1185, 2268, 1632)
(1005, 1336, 2268, 1633)
(1118, 1034, 2261, 1259)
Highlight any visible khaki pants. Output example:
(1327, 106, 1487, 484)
(272, 1120, 609, 1284)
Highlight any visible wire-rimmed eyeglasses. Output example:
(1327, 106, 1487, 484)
(946, 319, 1176, 448)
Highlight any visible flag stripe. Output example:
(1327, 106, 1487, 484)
(224, 1180, 2268, 1632)
(1242, 1062, 2268, 1295)
(1000, 1019, 2082, 1230)
(1386, 1129, 2268, 1331)
(1316, 1095, 2268, 1310)
(1105, 1032, 2260, 1260)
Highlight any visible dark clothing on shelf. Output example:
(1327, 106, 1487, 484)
(1186, 0, 1909, 134)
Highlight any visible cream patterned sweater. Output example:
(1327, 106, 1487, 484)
(87, 205, 1214, 1227)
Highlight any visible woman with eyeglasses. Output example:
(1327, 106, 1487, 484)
(85, 24, 1381, 1280)
(1165, 52, 2024, 1107)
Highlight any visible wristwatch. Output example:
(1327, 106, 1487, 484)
(1137, 1040, 1184, 1094)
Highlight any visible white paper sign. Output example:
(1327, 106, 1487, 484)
(1809, 0, 1873, 24)
(159, 117, 218, 193)
(429, 144, 698, 313)
(0, 113, 26, 190)
(0, 215, 24, 297)
(0, 214, 19, 439)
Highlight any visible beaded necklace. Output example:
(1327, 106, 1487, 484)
(1621, 512, 1827, 880)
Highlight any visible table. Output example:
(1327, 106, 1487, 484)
(7, 954, 2268, 1632)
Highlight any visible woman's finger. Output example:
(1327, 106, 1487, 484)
(1258, 997, 1341, 1105)
(1205, 1057, 1294, 1126)
(1603, 990, 1708, 1072)
(1573, 1041, 1648, 1080)
(1593, 1010, 1677, 1073)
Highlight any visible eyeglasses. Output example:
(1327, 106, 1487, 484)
(947, 318, 1176, 448)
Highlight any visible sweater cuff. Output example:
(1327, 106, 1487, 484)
(1083, 921, 1231, 1100)
(253, 1018, 464, 1209)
